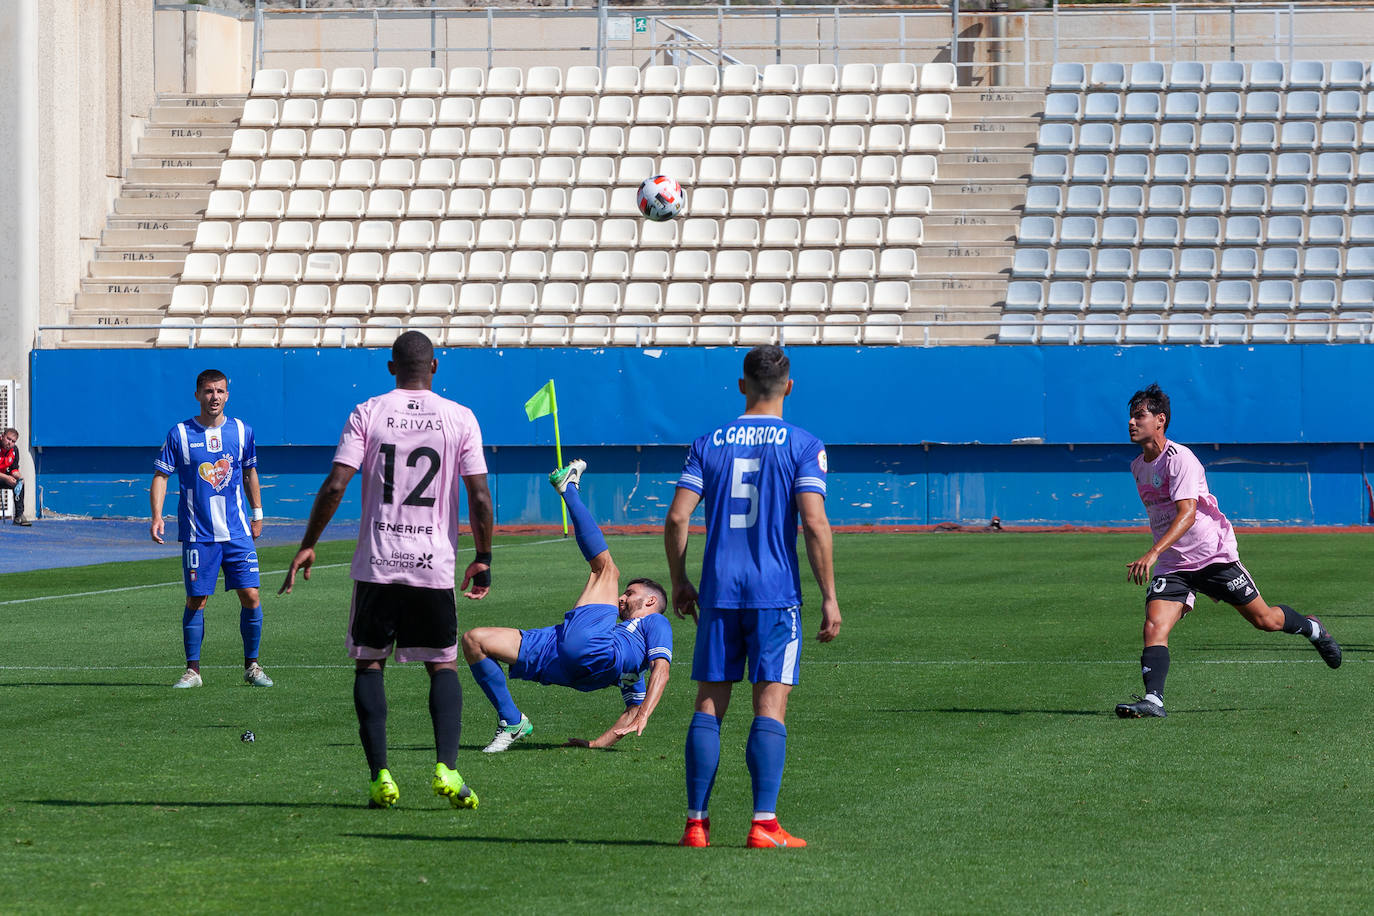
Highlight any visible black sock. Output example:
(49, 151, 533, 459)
(429, 668, 462, 769)
(1141, 645, 1170, 702)
(353, 668, 388, 780)
(1277, 604, 1316, 638)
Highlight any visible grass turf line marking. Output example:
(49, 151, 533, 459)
(0, 659, 1364, 672)
(0, 536, 583, 607)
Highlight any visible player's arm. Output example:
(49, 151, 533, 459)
(460, 473, 493, 600)
(242, 465, 264, 540)
(279, 462, 356, 594)
(611, 658, 671, 740)
(149, 471, 169, 544)
(1127, 498, 1197, 584)
(798, 490, 841, 643)
(664, 487, 702, 622)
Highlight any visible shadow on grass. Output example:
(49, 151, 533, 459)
(0, 682, 166, 688)
(343, 832, 679, 847)
(325, 741, 576, 752)
(892, 705, 1247, 715)
(1197, 642, 1374, 655)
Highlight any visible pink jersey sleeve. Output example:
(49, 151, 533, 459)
(333, 403, 369, 469)
(451, 405, 488, 477)
(1166, 450, 1204, 503)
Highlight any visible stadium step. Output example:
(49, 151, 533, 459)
(136, 137, 234, 156)
(124, 166, 223, 185)
(949, 87, 1047, 120)
(935, 151, 1033, 183)
(87, 259, 186, 280)
(78, 281, 174, 300)
(113, 196, 210, 217)
(929, 181, 1031, 211)
(101, 227, 197, 247)
(149, 97, 246, 125)
(921, 214, 1019, 244)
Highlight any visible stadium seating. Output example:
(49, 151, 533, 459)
(167, 63, 956, 346)
(1006, 58, 1374, 343)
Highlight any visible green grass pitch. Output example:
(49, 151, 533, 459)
(1, 531, 1370, 913)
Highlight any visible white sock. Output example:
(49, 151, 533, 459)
(1144, 693, 1163, 707)
(752, 811, 775, 822)
(687, 809, 707, 821)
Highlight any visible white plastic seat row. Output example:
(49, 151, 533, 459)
(1047, 59, 1371, 94)
(248, 62, 953, 101)
(1036, 118, 1369, 155)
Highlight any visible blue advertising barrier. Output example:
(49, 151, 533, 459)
(28, 345, 1374, 526)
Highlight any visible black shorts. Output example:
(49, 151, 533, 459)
(1146, 562, 1259, 610)
(347, 580, 458, 663)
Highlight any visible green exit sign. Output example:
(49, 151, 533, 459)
(634, 17, 648, 33)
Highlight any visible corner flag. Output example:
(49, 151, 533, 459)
(525, 379, 568, 535)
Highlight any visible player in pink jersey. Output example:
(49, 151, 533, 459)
(1116, 384, 1342, 719)
(280, 332, 494, 809)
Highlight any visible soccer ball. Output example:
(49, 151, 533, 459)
(240, 730, 255, 743)
(636, 174, 686, 222)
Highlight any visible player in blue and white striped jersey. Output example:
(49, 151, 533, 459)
(150, 369, 271, 690)
(666, 345, 841, 849)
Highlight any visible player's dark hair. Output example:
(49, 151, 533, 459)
(391, 330, 434, 371)
(195, 369, 227, 391)
(629, 577, 668, 615)
(2, 428, 16, 438)
(1129, 383, 1171, 430)
(743, 345, 791, 398)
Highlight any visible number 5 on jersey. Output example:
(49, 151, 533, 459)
(730, 457, 761, 529)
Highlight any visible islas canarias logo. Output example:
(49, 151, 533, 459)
(197, 456, 233, 492)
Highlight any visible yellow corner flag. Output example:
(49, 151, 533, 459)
(524, 379, 568, 535)
(524, 380, 556, 421)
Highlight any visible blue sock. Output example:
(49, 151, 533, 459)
(240, 605, 263, 660)
(561, 482, 608, 563)
(469, 658, 522, 724)
(746, 716, 788, 815)
(685, 711, 723, 813)
(182, 606, 205, 663)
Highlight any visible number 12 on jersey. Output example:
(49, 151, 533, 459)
(729, 457, 761, 529)
(378, 443, 441, 507)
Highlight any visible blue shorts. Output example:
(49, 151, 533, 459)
(691, 606, 802, 686)
(182, 539, 260, 597)
(510, 604, 619, 692)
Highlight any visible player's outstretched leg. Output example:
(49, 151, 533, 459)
(549, 460, 609, 564)
(744, 716, 806, 849)
(1275, 605, 1343, 668)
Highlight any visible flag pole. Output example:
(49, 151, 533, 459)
(550, 380, 568, 536)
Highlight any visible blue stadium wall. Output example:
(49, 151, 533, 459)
(29, 345, 1374, 527)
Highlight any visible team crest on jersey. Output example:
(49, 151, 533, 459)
(1151, 473, 1162, 487)
(818, 449, 828, 473)
(198, 456, 233, 492)
(207, 430, 222, 452)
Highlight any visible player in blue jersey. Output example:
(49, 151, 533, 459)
(462, 460, 673, 752)
(150, 369, 272, 690)
(665, 345, 841, 849)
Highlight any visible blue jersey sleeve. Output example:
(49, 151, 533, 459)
(241, 422, 258, 469)
(676, 438, 706, 495)
(794, 433, 828, 497)
(154, 428, 179, 476)
(641, 613, 674, 663)
(620, 676, 646, 707)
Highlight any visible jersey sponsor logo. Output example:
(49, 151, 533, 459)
(374, 520, 436, 535)
(818, 449, 828, 473)
(369, 550, 434, 571)
(197, 457, 233, 491)
(1225, 572, 1251, 593)
(1150, 577, 1168, 593)
(711, 424, 789, 448)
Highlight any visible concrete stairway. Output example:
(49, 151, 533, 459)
(910, 86, 1041, 344)
(63, 95, 244, 346)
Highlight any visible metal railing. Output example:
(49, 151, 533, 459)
(37, 314, 1374, 349)
(172, 2, 1374, 90)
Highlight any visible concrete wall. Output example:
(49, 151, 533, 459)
(0, 0, 157, 520)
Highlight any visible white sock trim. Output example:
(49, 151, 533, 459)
(752, 812, 775, 822)
(687, 809, 707, 821)
(1144, 693, 1163, 707)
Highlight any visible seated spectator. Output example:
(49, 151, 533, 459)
(0, 427, 31, 526)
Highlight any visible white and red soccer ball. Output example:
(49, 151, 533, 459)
(636, 174, 686, 222)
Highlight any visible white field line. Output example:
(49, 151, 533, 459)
(0, 536, 587, 607)
(0, 658, 1362, 672)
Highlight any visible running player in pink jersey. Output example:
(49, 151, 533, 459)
(1116, 384, 1342, 719)
(279, 332, 494, 809)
